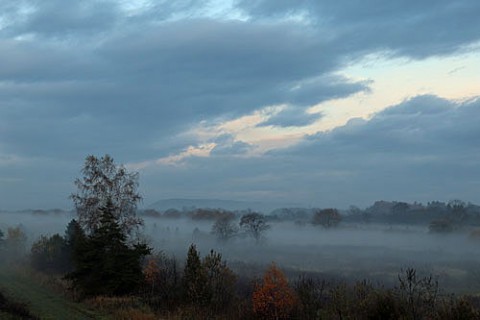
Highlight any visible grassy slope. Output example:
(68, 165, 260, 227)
(0, 311, 20, 320)
(0, 266, 108, 320)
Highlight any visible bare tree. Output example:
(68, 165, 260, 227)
(70, 154, 143, 236)
(397, 268, 439, 320)
(211, 216, 238, 243)
(239, 212, 270, 244)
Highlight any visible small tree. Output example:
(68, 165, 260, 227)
(447, 199, 468, 224)
(397, 268, 439, 320)
(0, 229, 5, 263)
(0, 228, 4, 248)
(211, 216, 238, 243)
(203, 250, 237, 312)
(143, 252, 181, 309)
(294, 275, 326, 319)
(64, 219, 85, 251)
(253, 263, 297, 320)
(5, 226, 27, 261)
(183, 244, 207, 305)
(143, 256, 161, 296)
(31, 234, 70, 274)
(240, 212, 270, 244)
(312, 208, 342, 228)
(70, 154, 143, 236)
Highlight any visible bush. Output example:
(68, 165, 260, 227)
(31, 234, 70, 274)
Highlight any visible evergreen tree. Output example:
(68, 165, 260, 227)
(67, 200, 151, 296)
(64, 219, 86, 269)
(203, 250, 237, 312)
(183, 244, 207, 305)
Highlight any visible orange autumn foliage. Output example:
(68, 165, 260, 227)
(143, 257, 160, 294)
(253, 263, 298, 320)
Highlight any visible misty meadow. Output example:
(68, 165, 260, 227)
(1, 155, 480, 319)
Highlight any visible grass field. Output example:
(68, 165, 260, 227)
(0, 265, 108, 320)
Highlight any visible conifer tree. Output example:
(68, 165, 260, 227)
(67, 200, 150, 296)
(203, 250, 237, 312)
(183, 244, 207, 305)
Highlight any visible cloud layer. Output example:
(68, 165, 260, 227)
(0, 1, 479, 209)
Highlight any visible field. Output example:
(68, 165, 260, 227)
(0, 266, 106, 319)
(141, 217, 480, 294)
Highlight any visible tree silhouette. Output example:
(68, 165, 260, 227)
(30, 234, 70, 274)
(203, 250, 237, 312)
(312, 208, 342, 228)
(211, 216, 238, 243)
(240, 212, 270, 244)
(0, 228, 4, 248)
(5, 226, 27, 261)
(183, 244, 207, 305)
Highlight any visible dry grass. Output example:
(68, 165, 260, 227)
(86, 296, 158, 320)
(112, 308, 159, 320)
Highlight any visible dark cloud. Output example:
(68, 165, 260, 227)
(21, 0, 120, 37)
(284, 95, 479, 159)
(239, 0, 480, 58)
(0, 1, 121, 40)
(0, 18, 356, 163)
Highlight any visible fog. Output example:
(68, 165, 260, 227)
(2, 211, 480, 293)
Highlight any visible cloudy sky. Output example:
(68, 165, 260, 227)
(1, 0, 479, 210)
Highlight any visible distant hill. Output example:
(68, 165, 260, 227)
(147, 198, 299, 213)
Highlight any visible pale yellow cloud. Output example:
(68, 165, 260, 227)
(315, 44, 480, 127)
(127, 143, 216, 170)
(136, 45, 480, 167)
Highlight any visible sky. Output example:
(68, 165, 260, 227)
(0, 0, 479, 210)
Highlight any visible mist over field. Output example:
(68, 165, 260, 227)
(3, 205, 480, 294)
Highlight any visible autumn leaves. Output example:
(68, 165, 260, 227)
(253, 263, 298, 320)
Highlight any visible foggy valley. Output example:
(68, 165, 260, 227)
(1, 0, 480, 318)
(3, 202, 480, 294)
